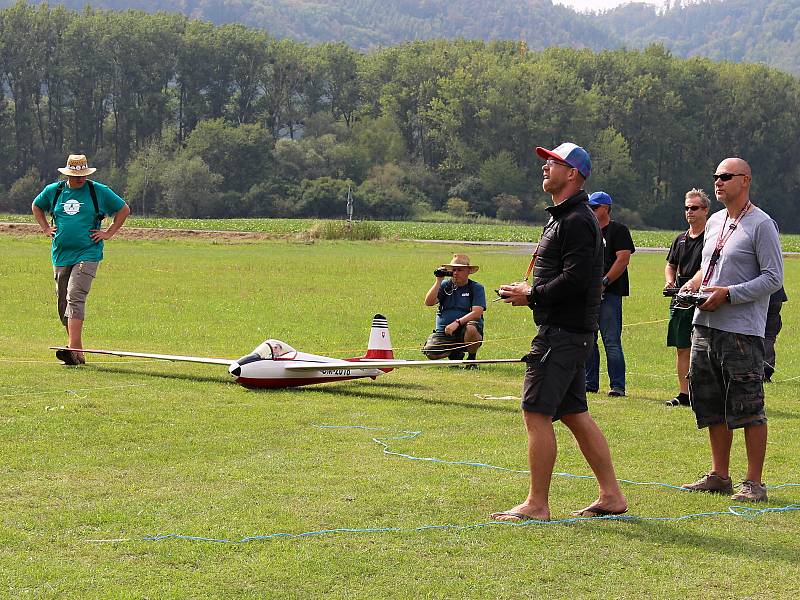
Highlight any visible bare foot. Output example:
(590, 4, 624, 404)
(490, 502, 550, 522)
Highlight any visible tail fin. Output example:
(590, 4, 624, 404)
(361, 314, 393, 359)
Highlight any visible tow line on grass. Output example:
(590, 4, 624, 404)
(113, 424, 800, 545)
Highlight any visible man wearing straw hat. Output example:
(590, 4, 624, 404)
(32, 154, 130, 365)
(422, 253, 486, 366)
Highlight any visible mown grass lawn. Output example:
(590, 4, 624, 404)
(1, 234, 798, 598)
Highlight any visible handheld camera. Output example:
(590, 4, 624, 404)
(434, 267, 453, 278)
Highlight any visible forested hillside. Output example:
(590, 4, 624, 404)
(5, 0, 800, 75)
(1, 4, 799, 232)
(1, 0, 614, 49)
(598, 0, 800, 76)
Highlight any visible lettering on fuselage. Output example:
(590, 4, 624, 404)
(320, 369, 352, 376)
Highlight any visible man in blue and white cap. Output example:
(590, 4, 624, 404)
(492, 142, 627, 521)
(585, 190, 635, 397)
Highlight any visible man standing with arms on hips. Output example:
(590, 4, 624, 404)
(664, 189, 710, 406)
(680, 158, 782, 502)
(585, 191, 634, 397)
(32, 154, 130, 365)
(491, 143, 627, 521)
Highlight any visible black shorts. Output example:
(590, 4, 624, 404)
(689, 325, 767, 430)
(521, 325, 594, 421)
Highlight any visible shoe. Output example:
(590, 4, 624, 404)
(56, 348, 81, 366)
(608, 389, 625, 397)
(731, 480, 768, 503)
(665, 393, 690, 407)
(681, 471, 734, 495)
(464, 363, 479, 370)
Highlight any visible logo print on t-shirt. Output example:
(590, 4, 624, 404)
(63, 199, 82, 215)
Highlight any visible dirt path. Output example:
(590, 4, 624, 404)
(0, 222, 277, 241)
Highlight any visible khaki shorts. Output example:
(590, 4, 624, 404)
(54, 261, 98, 325)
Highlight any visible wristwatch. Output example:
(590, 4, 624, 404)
(602, 276, 610, 287)
(725, 290, 731, 303)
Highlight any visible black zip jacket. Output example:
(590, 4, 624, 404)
(528, 190, 603, 333)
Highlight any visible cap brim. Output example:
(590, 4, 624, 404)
(535, 147, 562, 162)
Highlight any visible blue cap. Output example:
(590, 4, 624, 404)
(536, 142, 591, 179)
(588, 191, 613, 206)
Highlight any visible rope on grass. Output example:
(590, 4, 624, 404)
(314, 424, 696, 491)
(135, 503, 800, 544)
(117, 424, 800, 545)
(318, 425, 800, 492)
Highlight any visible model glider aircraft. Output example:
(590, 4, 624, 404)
(52, 314, 521, 389)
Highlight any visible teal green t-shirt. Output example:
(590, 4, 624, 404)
(33, 180, 127, 267)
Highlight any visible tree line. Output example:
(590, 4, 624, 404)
(1, 3, 800, 231)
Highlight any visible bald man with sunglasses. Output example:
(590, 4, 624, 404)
(679, 158, 783, 502)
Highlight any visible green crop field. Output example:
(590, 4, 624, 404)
(1, 233, 798, 598)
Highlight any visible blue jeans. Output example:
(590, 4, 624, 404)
(585, 292, 626, 392)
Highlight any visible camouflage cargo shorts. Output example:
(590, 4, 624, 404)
(688, 325, 766, 430)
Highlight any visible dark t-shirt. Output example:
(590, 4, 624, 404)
(602, 220, 635, 296)
(666, 230, 705, 286)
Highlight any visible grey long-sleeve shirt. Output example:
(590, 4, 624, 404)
(693, 206, 783, 337)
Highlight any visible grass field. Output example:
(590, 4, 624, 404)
(1, 233, 799, 598)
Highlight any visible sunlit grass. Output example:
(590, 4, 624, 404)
(1, 236, 798, 597)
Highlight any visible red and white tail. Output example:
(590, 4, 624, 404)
(360, 313, 393, 360)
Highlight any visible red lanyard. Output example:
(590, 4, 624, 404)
(701, 201, 750, 286)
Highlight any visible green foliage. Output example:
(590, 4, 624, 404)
(296, 176, 352, 218)
(479, 151, 528, 198)
(183, 119, 273, 193)
(2, 168, 42, 213)
(307, 220, 382, 240)
(1, 4, 800, 230)
(160, 155, 224, 217)
(493, 194, 524, 222)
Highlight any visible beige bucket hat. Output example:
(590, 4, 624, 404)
(58, 154, 96, 177)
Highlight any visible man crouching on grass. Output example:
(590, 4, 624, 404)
(491, 142, 627, 521)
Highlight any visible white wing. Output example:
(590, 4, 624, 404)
(283, 358, 522, 371)
(50, 346, 235, 366)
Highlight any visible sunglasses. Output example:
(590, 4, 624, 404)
(713, 173, 746, 182)
(685, 206, 704, 212)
